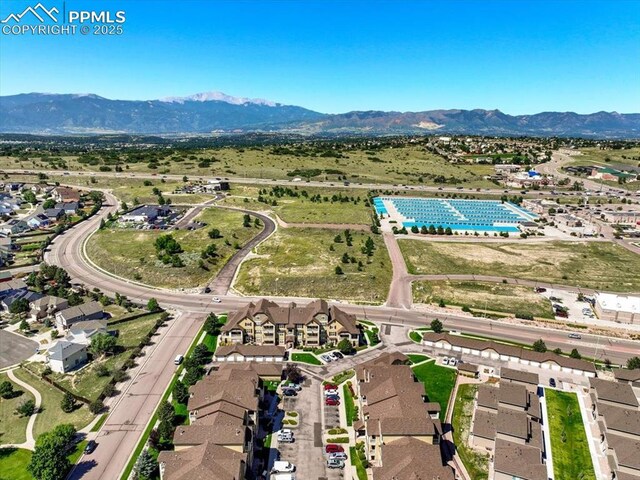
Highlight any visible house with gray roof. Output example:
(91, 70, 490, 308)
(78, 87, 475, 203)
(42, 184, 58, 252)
(30, 295, 69, 320)
(55, 301, 105, 330)
(47, 340, 88, 373)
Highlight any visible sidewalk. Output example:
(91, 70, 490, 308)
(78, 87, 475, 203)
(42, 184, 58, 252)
(0, 367, 43, 450)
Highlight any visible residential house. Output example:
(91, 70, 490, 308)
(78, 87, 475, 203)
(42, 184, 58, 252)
(220, 299, 360, 348)
(500, 367, 540, 392)
(1, 290, 43, 312)
(55, 202, 80, 215)
(158, 441, 247, 480)
(26, 213, 50, 229)
(47, 340, 88, 373)
(0, 219, 30, 235)
(53, 187, 81, 203)
(30, 295, 69, 320)
(65, 319, 108, 345)
(614, 369, 640, 388)
(0, 279, 28, 301)
(55, 301, 105, 330)
(43, 208, 65, 221)
(371, 437, 454, 480)
(213, 344, 286, 362)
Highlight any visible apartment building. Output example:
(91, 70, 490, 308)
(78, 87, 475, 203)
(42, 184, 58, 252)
(353, 353, 454, 480)
(220, 299, 360, 348)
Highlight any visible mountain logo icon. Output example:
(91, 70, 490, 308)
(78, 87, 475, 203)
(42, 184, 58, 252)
(1, 3, 59, 23)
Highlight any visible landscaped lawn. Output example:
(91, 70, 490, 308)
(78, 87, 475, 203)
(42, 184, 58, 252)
(409, 331, 423, 343)
(0, 373, 35, 445)
(451, 384, 489, 480)
(343, 383, 356, 427)
(12, 368, 95, 439)
(400, 240, 640, 292)
(68, 440, 88, 464)
(545, 389, 596, 480)
(350, 445, 368, 480)
(411, 360, 457, 420)
(47, 313, 163, 402)
(364, 327, 380, 346)
(407, 354, 430, 364)
(291, 353, 322, 365)
(0, 448, 32, 480)
(86, 207, 261, 288)
(235, 227, 391, 303)
(413, 280, 554, 319)
(202, 333, 218, 352)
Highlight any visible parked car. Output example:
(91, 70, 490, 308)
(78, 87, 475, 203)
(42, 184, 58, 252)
(212, 296, 221, 303)
(272, 461, 296, 473)
(203, 286, 211, 293)
(284, 382, 302, 391)
(329, 452, 348, 461)
(328, 352, 338, 361)
(449, 358, 458, 366)
(325, 398, 340, 406)
(321, 354, 333, 363)
(333, 352, 344, 359)
(324, 384, 337, 391)
(325, 394, 340, 402)
(84, 440, 97, 454)
(324, 389, 339, 396)
(535, 287, 547, 293)
(325, 444, 345, 454)
(555, 310, 569, 318)
(283, 388, 297, 397)
(327, 459, 345, 469)
(549, 378, 557, 388)
(278, 434, 295, 443)
(568, 333, 582, 339)
(441, 357, 449, 365)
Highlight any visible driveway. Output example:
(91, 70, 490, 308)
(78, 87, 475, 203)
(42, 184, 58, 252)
(0, 329, 38, 369)
(272, 378, 343, 480)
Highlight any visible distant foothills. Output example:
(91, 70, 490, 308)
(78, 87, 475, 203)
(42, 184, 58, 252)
(1, 91, 639, 138)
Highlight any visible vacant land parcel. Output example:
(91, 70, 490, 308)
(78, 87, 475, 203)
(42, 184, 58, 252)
(235, 227, 391, 303)
(400, 240, 640, 292)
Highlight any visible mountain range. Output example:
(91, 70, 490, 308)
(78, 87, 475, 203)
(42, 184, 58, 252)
(1, 92, 639, 138)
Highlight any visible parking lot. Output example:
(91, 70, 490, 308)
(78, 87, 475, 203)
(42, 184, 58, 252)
(271, 377, 344, 480)
(0, 329, 38, 368)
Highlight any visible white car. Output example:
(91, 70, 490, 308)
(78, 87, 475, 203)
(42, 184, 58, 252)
(272, 461, 296, 473)
(328, 352, 338, 361)
(441, 357, 450, 365)
(321, 354, 333, 363)
(324, 389, 339, 396)
(212, 297, 221, 303)
(449, 358, 458, 366)
(329, 452, 348, 461)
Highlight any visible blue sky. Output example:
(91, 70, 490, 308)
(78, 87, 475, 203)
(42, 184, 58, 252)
(1, 0, 639, 114)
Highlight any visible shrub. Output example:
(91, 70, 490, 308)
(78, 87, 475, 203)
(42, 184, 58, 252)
(60, 392, 76, 413)
(89, 400, 104, 414)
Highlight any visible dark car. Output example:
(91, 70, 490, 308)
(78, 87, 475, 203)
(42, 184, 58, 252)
(535, 287, 547, 293)
(282, 388, 297, 397)
(325, 444, 345, 454)
(333, 352, 343, 359)
(325, 394, 340, 401)
(84, 440, 97, 454)
(325, 398, 340, 406)
(203, 287, 211, 294)
(549, 378, 556, 388)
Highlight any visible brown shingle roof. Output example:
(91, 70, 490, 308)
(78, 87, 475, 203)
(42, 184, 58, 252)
(614, 368, 640, 383)
(472, 410, 497, 440)
(496, 407, 529, 440)
(501, 367, 539, 385)
(598, 403, 640, 437)
(590, 378, 639, 408)
(477, 384, 498, 410)
(214, 344, 286, 358)
(458, 362, 479, 373)
(493, 440, 546, 480)
(423, 333, 596, 373)
(158, 442, 246, 480)
(372, 437, 454, 480)
(607, 433, 640, 471)
(499, 382, 528, 408)
(222, 299, 359, 334)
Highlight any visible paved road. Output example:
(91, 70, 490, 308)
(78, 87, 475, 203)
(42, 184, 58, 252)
(382, 232, 412, 309)
(0, 329, 38, 369)
(207, 207, 276, 295)
(68, 312, 203, 480)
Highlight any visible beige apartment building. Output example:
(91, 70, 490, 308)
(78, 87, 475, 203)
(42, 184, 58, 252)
(220, 299, 360, 348)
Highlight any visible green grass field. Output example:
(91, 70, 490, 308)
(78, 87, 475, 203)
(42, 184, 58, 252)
(291, 353, 321, 365)
(545, 389, 596, 480)
(343, 383, 356, 427)
(46, 313, 162, 402)
(0, 373, 35, 445)
(413, 280, 554, 319)
(400, 240, 640, 292)
(571, 147, 640, 169)
(411, 360, 457, 420)
(407, 354, 430, 364)
(0, 448, 32, 480)
(235, 227, 391, 303)
(409, 331, 423, 343)
(451, 384, 489, 480)
(87, 207, 260, 288)
(0, 145, 497, 186)
(12, 368, 95, 439)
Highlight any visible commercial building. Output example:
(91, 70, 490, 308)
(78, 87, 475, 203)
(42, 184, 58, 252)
(594, 293, 640, 324)
(219, 299, 360, 349)
(119, 205, 173, 223)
